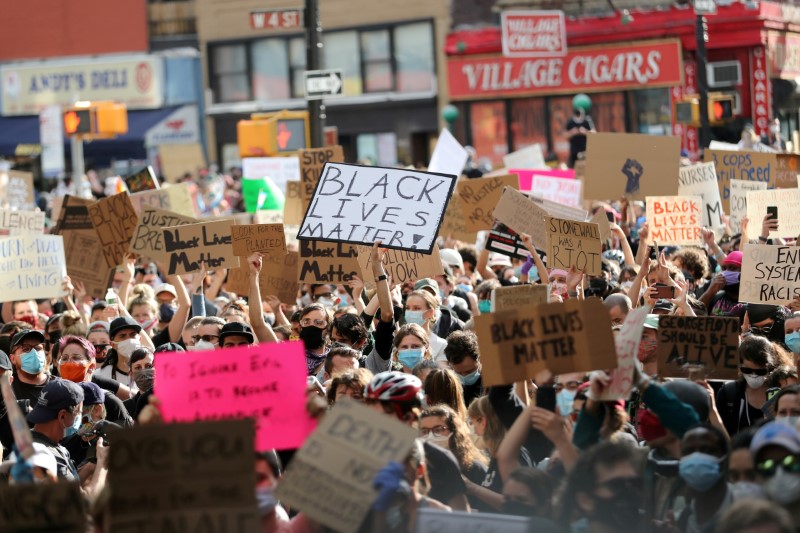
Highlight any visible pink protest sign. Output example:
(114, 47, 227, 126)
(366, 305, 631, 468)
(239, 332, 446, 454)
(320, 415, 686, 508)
(154, 341, 315, 450)
(510, 168, 575, 192)
(597, 306, 650, 401)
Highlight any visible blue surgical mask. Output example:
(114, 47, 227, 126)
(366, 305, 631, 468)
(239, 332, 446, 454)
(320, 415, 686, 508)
(398, 348, 424, 369)
(786, 332, 800, 354)
(722, 270, 740, 285)
(459, 368, 481, 386)
(557, 389, 577, 417)
(457, 283, 472, 293)
(679, 452, 723, 492)
(256, 486, 277, 515)
(20, 349, 45, 374)
(404, 310, 426, 326)
(478, 300, 491, 313)
(64, 410, 81, 438)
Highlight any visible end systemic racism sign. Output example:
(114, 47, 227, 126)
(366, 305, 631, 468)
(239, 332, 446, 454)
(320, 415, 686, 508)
(298, 163, 457, 253)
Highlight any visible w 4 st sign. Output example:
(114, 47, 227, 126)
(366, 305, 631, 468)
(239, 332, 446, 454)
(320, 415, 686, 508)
(250, 9, 303, 30)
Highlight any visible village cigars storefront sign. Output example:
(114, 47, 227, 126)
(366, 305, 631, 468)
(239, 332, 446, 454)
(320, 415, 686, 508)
(447, 39, 682, 100)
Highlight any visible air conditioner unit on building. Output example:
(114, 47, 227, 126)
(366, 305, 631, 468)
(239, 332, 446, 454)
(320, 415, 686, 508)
(707, 61, 742, 88)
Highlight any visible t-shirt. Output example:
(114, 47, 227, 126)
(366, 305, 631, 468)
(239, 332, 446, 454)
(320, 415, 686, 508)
(11, 374, 52, 407)
(423, 441, 467, 506)
(95, 364, 138, 394)
(91, 374, 121, 396)
(31, 430, 79, 482)
(567, 116, 595, 155)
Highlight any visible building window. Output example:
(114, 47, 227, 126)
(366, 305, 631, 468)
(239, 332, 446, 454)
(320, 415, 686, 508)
(394, 22, 435, 92)
(631, 88, 672, 135)
(361, 30, 393, 92)
(289, 37, 307, 98)
(471, 101, 508, 169)
(324, 31, 362, 95)
(592, 92, 627, 134)
(357, 132, 398, 166)
(211, 44, 249, 102)
(251, 39, 290, 100)
(510, 99, 547, 152)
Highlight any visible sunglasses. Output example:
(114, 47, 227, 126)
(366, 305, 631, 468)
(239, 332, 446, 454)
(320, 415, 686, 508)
(739, 366, 769, 376)
(757, 454, 800, 478)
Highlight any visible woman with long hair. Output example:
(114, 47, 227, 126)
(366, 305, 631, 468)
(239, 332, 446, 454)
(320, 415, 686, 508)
(423, 368, 468, 421)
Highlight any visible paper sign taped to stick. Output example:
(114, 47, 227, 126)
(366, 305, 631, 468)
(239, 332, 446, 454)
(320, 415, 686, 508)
(706, 149, 776, 212)
(678, 162, 724, 229)
(486, 221, 529, 259)
(0, 209, 45, 235)
(589, 209, 612, 242)
(298, 240, 360, 283)
(128, 208, 197, 262)
(161, 219, 240, 275)
(298, 163, 457, 253)
(108, 420, 258, 532)
(429, 128, 469, 177)
(740, 244, 800, 305)
(457, 174, 519, 232)
(746, 188, 800, 239)
(0, 235, 66, 302)
(416, 509, 529, 533)
(124, 166, 159, 193)
(491, 284, 549, 312)
(545, 216, 602, 276)
(357, 245, 443, 288)
(276, 399, 417, 533)
(645, 196, 703, 245)
(655, 316, 740, 380)
(503, 144, 546, 170)
(155, 342, 315, 450)
(227, 251, 299, 304)
(0, 170, 35, 210)
(300, 146, 345, 201)
(0, 482, 86, 533)
(729, 179, 767, 234)
(493, 187, 549, 250)
(596, 305, 650, 401)
(129, 183, 196, 217)
(584, 133, 681, 200)
(87, 192, 139, 268)
(438, 193, 477, 243)
(473, 298, 616, 386)
(531, 173, 582, 207)
(231, 224, 286, 256)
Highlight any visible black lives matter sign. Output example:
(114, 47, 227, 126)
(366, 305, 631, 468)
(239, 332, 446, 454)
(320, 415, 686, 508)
(297, 163, 457, 253)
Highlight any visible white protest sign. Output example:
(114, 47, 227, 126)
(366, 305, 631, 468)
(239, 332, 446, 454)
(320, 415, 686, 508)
(242, 156, 301, 194)
(503, 144, 547, 170)
(0, 235, 67, 301)
(0, 209, 45, 235)
(416, 509, 529, 533)
(746, 188, 800, 239)
(730, 179, 767, 234)
(678, 162, 724, 229)
(709, 140, 777, 153)
(298, 163, 457, 253)
(597, 305, 649, 401)
(531, 174, 582, 207)
(740, 244, 800, 305)
(428, 128, 468, 177)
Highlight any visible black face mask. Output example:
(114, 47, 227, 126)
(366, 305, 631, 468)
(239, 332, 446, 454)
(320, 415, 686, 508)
(299, 326, 326, 350)
(502, 498, 541, 517)
(589, 477, 644, 530)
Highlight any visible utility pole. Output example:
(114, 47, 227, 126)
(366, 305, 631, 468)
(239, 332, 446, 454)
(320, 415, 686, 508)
(306, 0, 324, 148)
(695, 13, 712, 149)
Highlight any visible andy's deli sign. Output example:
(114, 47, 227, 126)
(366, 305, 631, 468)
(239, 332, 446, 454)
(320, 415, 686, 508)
(447, 39, 682, 100)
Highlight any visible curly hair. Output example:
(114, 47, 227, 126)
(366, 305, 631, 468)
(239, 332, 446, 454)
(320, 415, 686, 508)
(444, 330, 479, 365)
(421, 404, 488, 471)
(672, 247, 710, 281)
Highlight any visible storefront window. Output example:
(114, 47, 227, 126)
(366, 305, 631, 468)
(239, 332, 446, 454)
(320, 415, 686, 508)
(251, 39, 290, 100)
(549, 96, 573, 163)
(631, 88, 672, 135)
(591, 92, 626, 134)
(471, 101, 508, 169)
(212, 44, 249, 103)
(289, 37, 307, 98)
(510, 99, 547, 152)
(356, 132, 397, 165)
(324, 31, 363, 95)
(394, 23, 435, 93)
(361, 30, 393, 92)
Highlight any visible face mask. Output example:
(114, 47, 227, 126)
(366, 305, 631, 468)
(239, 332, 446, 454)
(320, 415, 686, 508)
(777, 416, 800, 429)
(771, 125, 780, 134)
(637, 337, 658, 363)
(423, 432, 450, 445)
(299, 326, 326, 350)
(59, 361, 88, 383)
(18, 315, 37, 328)
(637, 409, 667, 442)
(744, 374, 768, 389)
(404, 310, 426, 326)
(679, 452, 723, 492)
(337, 294, 350, 308)
(722, 270, 740, 286)
(589, 477, 645, 530)
(557, 389, 577, 416)
(63, 410, 81, 438)
(460, 369, 481, 387)
(316, 297, 335, 308)
(115, 338, 140, 360)
(621, 280, 634, 291)
(192, 340, 216, 352)
(478, 300, 492, 313)
(457, 284, 472, 294)
(502, 499, 539, 517)
(48, 332, 61, 346)
(20, 349, 46, 374)
(785, 332, 800, 354)
(256, 486, 277, 515)
(133, 368, 155, 392)
(138, 317, 158, 331)
(397, 348, 424, 369)
(764, 467, 800, 505)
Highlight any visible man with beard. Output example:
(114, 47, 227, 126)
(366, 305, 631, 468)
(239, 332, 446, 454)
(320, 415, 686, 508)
(700, 251, 744, 318)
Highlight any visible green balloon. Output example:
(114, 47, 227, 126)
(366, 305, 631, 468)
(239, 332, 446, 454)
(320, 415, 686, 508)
(572, 93, 592, 112)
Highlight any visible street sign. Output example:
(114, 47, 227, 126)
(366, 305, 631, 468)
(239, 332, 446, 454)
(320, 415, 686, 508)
(250, 9, 303, 30)
(694, 0, 717, 15)
(304, 69, 344, 100)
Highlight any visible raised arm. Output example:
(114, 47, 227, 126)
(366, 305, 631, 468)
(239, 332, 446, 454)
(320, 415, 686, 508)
(247, 253, 278, 344)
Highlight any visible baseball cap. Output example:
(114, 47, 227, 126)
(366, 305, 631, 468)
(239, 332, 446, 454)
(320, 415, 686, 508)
(27, 379, 84, 424)
(723, 251, 743, 267)
(109, 317, 142, 339)
(439, 248, 464, 271)
(751, 421, 800, 458)
(78, 381, 105, 406)
(154, 283, 177, 299)
(414, 278, 439, 297)
(488, 253, 512, 268)
(0, 442, 58, 477)
(643, 314, 660, 330)
(155, 342, 185, 353)
(10, 330, 46, 350)
(0, 350, 11, 371)
(88, 321, 110, 334)
(219, 322, 254, 345)
(653, 300, 675, 314)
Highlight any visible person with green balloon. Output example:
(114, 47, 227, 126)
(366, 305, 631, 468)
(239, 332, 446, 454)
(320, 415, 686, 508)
(565, 93, 596, 168)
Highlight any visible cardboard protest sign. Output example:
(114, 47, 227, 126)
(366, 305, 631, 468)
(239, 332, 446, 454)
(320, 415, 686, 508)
(230, 224, 286, 256)
(740, 244, 800, 305)
(706, 149, 776, 212)
(439, 193, 478, 243)
(589, 209, 612, 242)
(503, 144, 546, 170)
(645, 196, 703, 245)
(529, 194, 588, 221)
(729, 179, 767, 234)
(254, 209, 283, 224)
(108, 420, 258, 532)
(357, 244, 443, 288)
(473, 298, 616, 386)
(457, 174, 519, 232)
(299, 163, 457, 253)
(276, 399, 417, 533)
(0, 209, 45, 235)
(86, 192, 139, 268)
(512, 168, 574, 193)
(584, 133, 681, 200)
(545, 217, 602, 276)
(155, 343, 315, 450)
(776, 154, 800, 188)
(486, 221, 529, 260)
(284, 180, 305, 226)
(428, 128, 469, 176)
(416, 509, 529, 533)
(746, 188, 800, 239)
(242, 156, 301, 194)
(493, 187, 550, 250)
(596, 306, 650, 401)
(158, 143, 206, 183)
(0, 235, 66, 302)
(227, 251, 299, 303)
(655, 316, 740, 380)
(678, 162, 724, 229)
(128, 207, 197, 262)
(300, 145, 344, 201)
(491, 284, 549, 312)
(299, 240, 360, 283)
(124, 166, 159, 192)
(531, 173, 582, 207)
(0, 482, 86, 533)
(0, 170, 35, 210)
(129, 182, 196, 217)
(161, 219, 240, 275)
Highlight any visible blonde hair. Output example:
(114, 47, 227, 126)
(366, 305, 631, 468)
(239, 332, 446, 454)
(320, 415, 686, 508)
(127, 295, 159, 321)
(468, 395, 507, 457)
(59, 311, 87, 337)
(393, 323, 432, 360)
(406, 290, 438, 329)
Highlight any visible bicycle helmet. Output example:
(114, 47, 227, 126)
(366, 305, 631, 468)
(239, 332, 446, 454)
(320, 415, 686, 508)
(364, 371, 424, 404)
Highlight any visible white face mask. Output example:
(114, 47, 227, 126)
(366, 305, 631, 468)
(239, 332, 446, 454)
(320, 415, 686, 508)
(743, 374, 767, 389)
(116, 338, 140, 359)
(423, 432, 450, 445)
(192, 340, 216, 352)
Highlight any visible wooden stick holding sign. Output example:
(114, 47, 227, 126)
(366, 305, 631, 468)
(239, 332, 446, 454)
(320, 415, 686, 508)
(545, 216, 602, 276)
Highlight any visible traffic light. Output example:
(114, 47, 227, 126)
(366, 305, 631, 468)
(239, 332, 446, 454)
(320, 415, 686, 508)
(238, 110, 310, 157)
(63, 102, 128, 139)
(673, 94, 735, 126)
(63, 109, 93, 136)
(709, 95, 735, 125)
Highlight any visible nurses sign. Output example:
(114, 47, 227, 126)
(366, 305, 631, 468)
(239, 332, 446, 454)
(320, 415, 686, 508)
(501, 11, 567, 57)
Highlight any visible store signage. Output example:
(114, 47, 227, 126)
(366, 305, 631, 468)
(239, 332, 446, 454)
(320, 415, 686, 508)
(751, 47, 771, 137)
(144, 105, 200, 147)
(767, 32, 800, 80)
(1, 56, 163, 116)
(447, 39, 682, 100)
(501, 11, 567, 57)
(671, 60, 699, 158)
(249, 8, 303, 30)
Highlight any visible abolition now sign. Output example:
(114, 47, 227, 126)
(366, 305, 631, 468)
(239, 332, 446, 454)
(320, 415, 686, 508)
(298, 163, 457, 253)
